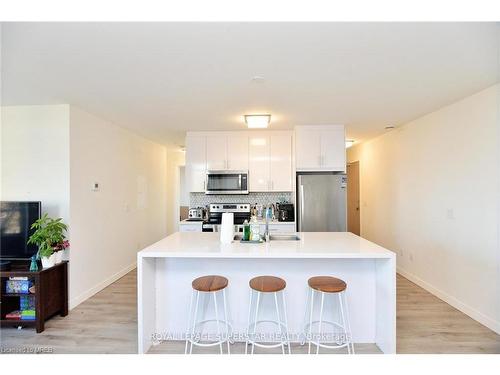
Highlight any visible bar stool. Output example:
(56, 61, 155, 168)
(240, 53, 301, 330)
(304, 276, 355, 354)
(185, 275, 231, 354)
(246, 276, 291, 354)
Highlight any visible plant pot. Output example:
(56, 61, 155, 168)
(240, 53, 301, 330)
(55, 250, 64, 264)
(41, 254, 56, 269)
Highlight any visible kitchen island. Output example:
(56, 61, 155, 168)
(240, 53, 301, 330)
(137, 232, 396, 354)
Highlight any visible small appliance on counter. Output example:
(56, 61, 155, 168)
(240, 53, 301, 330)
(276, 203, 295, 222)
(187, 207, 205, 221)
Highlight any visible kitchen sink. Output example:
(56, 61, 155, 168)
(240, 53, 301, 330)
(269, 234, 301, 241)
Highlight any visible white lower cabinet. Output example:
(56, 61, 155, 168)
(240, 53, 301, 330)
(179, 222, 203, 232)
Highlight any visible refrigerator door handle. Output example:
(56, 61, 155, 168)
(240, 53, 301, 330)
(299, 184, 305, 232)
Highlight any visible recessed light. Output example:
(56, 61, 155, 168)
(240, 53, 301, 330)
(345, 140, 355, 148)
(385, 125, 395, 130)
(244, 114, 271, 129)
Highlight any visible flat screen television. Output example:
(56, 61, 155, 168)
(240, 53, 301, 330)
(0, 201, 41, 260)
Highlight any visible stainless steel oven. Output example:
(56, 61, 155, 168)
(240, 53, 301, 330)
(205, 170, 249, 195)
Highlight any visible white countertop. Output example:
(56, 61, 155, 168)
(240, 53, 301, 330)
(138, 232, 395, 259)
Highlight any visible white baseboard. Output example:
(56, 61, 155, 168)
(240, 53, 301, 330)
(69, 261, 137, 310)
(397, 267, 500, 334)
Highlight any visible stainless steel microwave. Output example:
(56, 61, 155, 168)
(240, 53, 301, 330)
(205, 170, 249, 195)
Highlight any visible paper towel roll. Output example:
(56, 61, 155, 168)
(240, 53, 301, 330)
(220, 212, 234, 244)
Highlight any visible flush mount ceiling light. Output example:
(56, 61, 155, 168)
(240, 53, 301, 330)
(345, 140, 355, 148)
(244, 114, 271, 129)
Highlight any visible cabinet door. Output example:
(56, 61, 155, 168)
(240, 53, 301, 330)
(295, 129, 321, 170)
(227, 135, 249, 170)
(320, 128, 346, 171)
(270, 134, 292, 191)
(185, 136, 206, 192)
(206, 136, 227, 170)
(248, 135, 270, 191)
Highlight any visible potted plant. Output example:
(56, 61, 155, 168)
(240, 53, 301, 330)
(27, 214, 69, 269)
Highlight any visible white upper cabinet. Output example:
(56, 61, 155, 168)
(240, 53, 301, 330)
(206, 136, 227, 170)
(185, 136, 206, 192)
(186, 131, 293, 193)
(320, 127, 346, 171)
(206, 135, 249, 171)
(248, 135, 271, 191)
(295, 125, 346, 172)
(227, 135, 249, 170)
(269, 134, 292, 191)
(249, 132, 293, 192)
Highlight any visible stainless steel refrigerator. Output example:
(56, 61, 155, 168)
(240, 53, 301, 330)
(296, 173, 347, 232)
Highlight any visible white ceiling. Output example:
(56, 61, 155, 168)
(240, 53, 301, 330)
(2, 22, 499, 148)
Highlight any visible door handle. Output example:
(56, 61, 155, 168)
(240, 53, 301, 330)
(299, 184, 304, 232)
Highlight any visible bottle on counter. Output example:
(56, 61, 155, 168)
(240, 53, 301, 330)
(250, 216, 260, 241)
(243, 219, 250, 241)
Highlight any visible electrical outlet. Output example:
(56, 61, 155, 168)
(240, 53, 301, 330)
(446, 208, 455, 220)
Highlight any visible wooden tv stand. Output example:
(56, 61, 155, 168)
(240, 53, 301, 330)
(0, 261, 68, 333)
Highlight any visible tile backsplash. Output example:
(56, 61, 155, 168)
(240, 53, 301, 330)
(189, 192, 294, 208)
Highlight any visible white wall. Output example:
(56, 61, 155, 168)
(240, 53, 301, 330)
(166, 149, 185, 235)
(1, 105, 70, 222)
(348, 84, 500, 333)
(69, 106, 167, 308)
(179, 166, 189, 207)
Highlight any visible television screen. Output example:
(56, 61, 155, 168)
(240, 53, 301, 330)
(0, 201, 41, 259)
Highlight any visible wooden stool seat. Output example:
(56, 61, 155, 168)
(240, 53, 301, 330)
(249, 276, 286, 293)
(192, 275, 228, 292)
(308, 276, 347, 293)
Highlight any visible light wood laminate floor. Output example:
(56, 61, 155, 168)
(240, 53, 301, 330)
(1, 270, 498, 354)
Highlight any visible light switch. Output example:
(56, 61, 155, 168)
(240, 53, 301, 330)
(91, 182, 100, 192)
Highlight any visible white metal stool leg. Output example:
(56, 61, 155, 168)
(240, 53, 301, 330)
(338, 292, 350, 354)
(316, 292, 325, 354)
(281, 291, 292, 354)
(245, 289, 253, 354)
(274, 292, 285, 354)
(189, 291, 200, 354)
(185, 289, 195, 354)
(251, 291, 261, 354)
(342, 291, 355, 354)
(213, 291, 223, 354)
(222, 289, 230, 354)
(307, 288, 315, 354)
